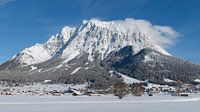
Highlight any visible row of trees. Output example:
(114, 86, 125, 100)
(113, 81, 145, 99)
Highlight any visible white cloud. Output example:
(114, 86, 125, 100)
(121, 18, 180, 48)
(152, 25, 179, 48)
(0, 0, 14, 5)
(88, 18, 179, 48)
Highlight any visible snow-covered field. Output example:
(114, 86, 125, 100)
(0, 95, 200, 112)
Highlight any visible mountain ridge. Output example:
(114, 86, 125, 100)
(5, 18, 172, 67)
(1, 18, 199, 87)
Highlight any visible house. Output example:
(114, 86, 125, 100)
(179, 92, 190, 97)
(65, 87, 83, 96)
(147, 87, 160, 95)
(72, 91, 82, 96)
(42, 80, 52, 84)
(161, 86, 176, 93)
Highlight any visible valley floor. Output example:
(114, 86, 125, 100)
(0, 95, 200, 112)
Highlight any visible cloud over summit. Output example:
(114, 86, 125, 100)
(86, 18, 180, 48)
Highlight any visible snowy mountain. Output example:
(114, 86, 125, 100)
(7, 18, 171, 66)
(61, 19, 170, 63)
(0, 18, 200, 87)
(10, 26, 75, 65)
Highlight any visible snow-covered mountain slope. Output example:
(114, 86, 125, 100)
(10, 27, 75, 65)
(13, 43, 52, 65)
(6, 18, 175, 66)
(61, 19, 171, 63)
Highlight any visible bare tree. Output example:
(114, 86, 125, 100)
(113, 81, 127, 99)
(131, 83, 145, 96)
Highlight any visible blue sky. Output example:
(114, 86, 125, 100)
(0, 0, 200, 64)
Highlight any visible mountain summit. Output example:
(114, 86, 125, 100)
(9, 18, 174, 66)
(0, 18, 199, 86)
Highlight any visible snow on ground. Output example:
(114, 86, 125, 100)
(110, 71, 142, 84)
(56, 64, 63, 69)
(85, 67, 93, 70)
(37, 68, 43, 72)
(164, 78, 176, 83)
(118, 72, 142, 84)
(143, 55, 154, 63)
(194, 79, 200, 83)
(0, 83, 88, 95)
(71, 67, 81, 74)
(147, 83, 165, 88)
(0, 95, 199, 112)
(30, 66, 37, 70)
